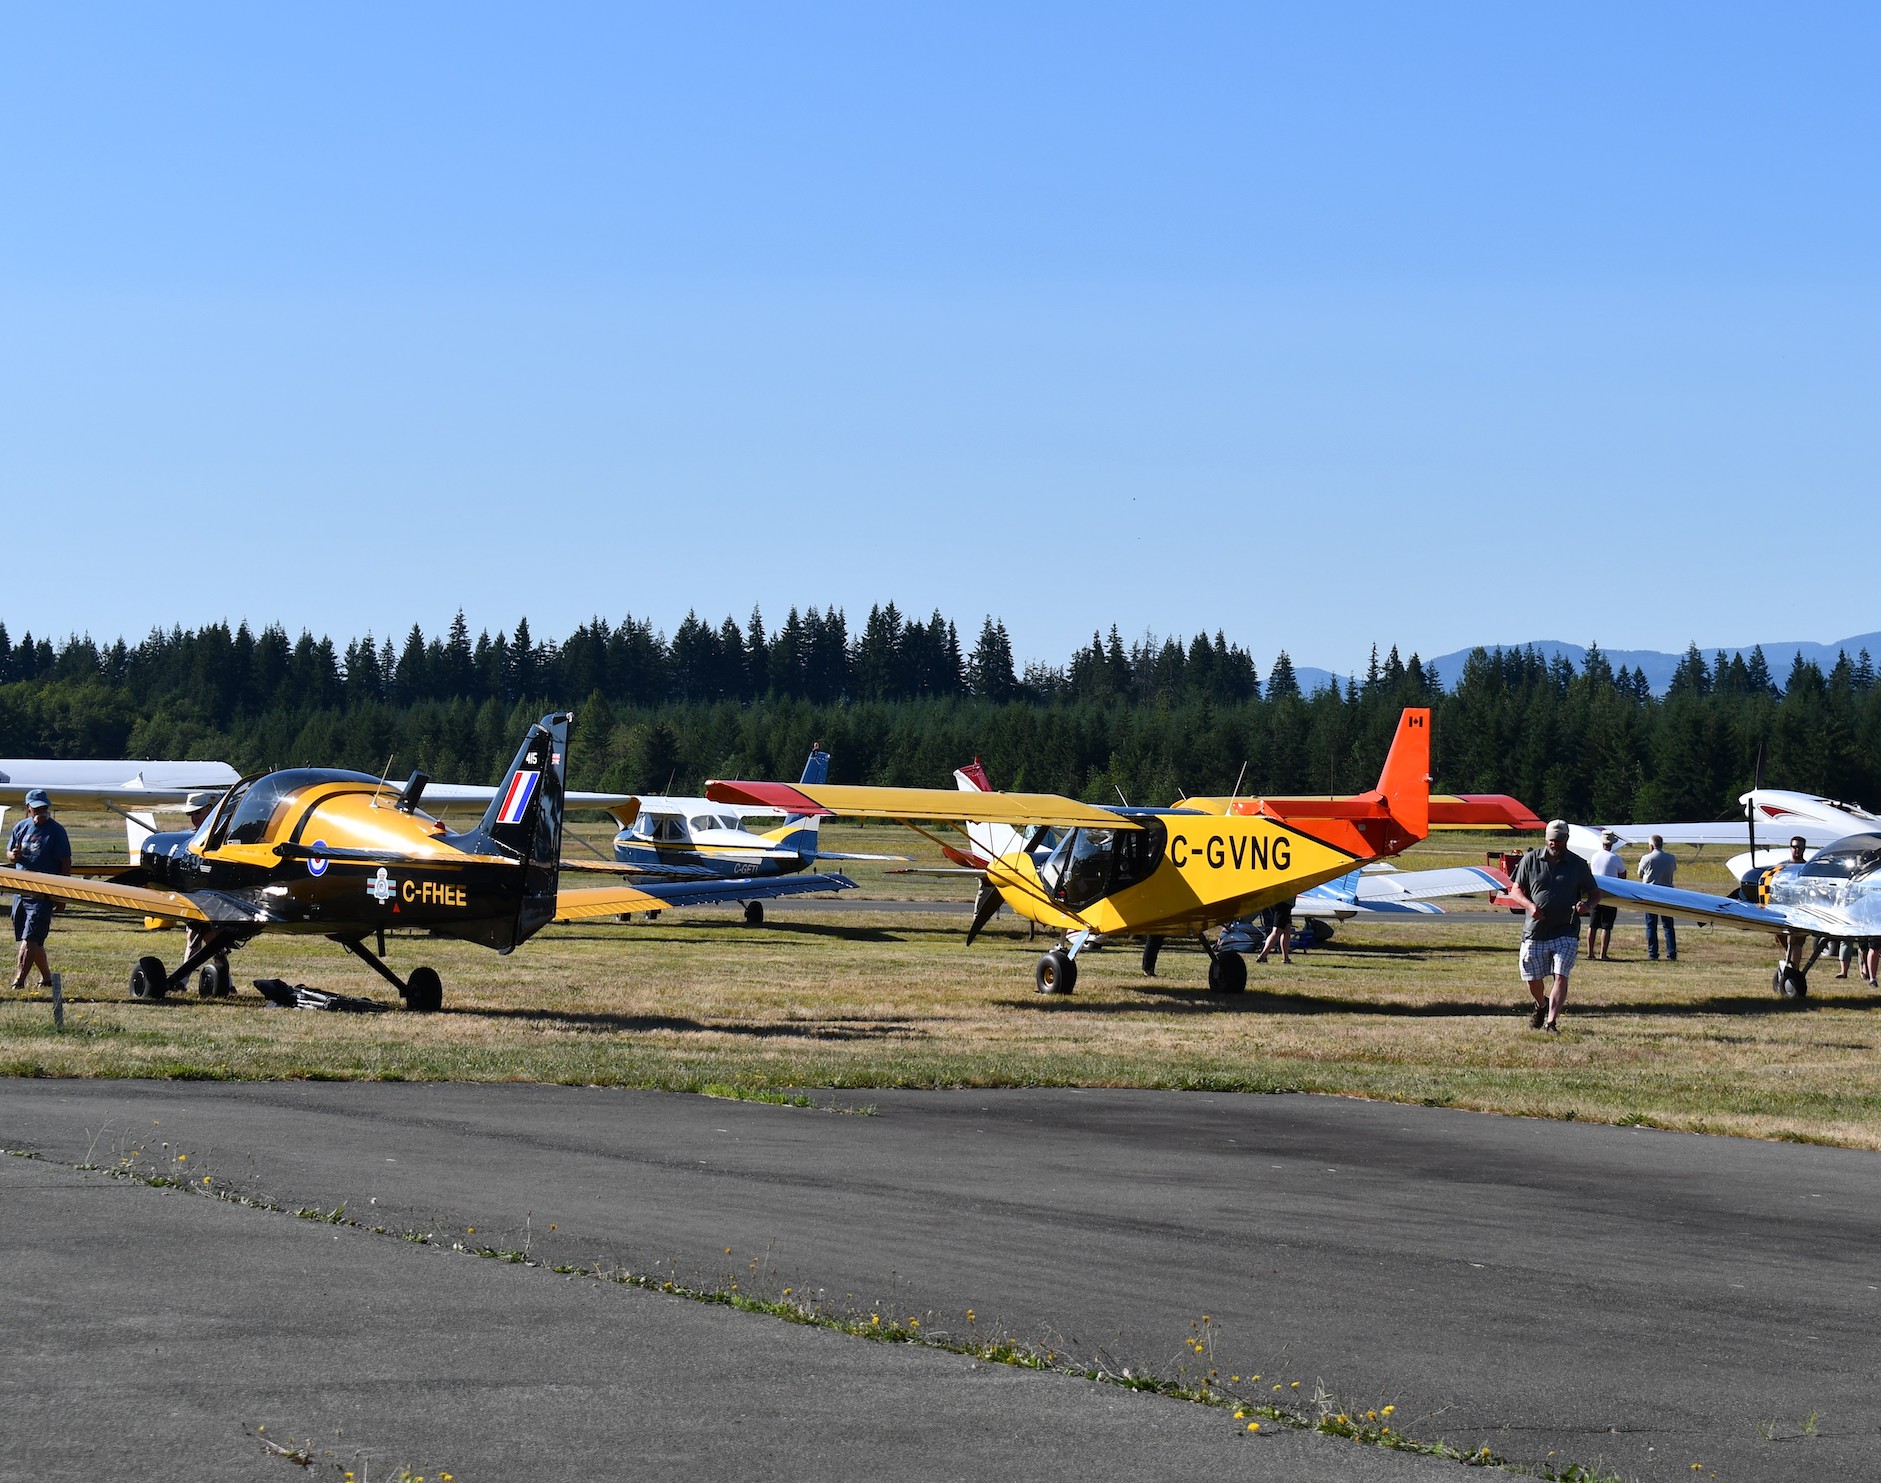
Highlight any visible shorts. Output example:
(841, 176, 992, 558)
(11, 895, 54, 944)
(1520, 934, 1578, 981)
(1589, 904, 1618, 931)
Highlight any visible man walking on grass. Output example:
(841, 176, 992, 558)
(1505, 818, 1599, 1032)
(8, 789, 71, 993)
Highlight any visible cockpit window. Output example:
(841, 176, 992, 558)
(215, 768, 380, 846)
(1800, 833, 1881, 880)
(691, 815, 721, 834)
(719, 814, 742, 832)
(1038, 819, 1167, 912)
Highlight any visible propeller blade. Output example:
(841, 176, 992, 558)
(965, 877, 1003, 946)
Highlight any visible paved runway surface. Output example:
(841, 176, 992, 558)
(6, 1081, 1877, 1481)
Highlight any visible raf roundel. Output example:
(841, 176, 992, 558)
(306, 840, 329, 878)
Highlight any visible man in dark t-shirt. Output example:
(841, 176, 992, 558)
(8, 790, 72, 992)
(1505, 819, 1598, 1031)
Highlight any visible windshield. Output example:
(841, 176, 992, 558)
(1799, 833, 1881, 881)
(212, 768, 380, 846)
(1036, 819, 1167, 911)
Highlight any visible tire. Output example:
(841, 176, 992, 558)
(404, 965, 443, 1013)
(743, 900, 764, 926)
(1774, 964, 1808, 1000)
(1208, 951, 1248, 995)
(197, 958, 232, 998)
(1140, 935, 1164, 978)
(1035, 950, 1077, 995)
(1307, 918, 1335, 946)
(129, 955, 169, 1001)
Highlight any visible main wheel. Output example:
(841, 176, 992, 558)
(1140, 935, 1164, 977)
(1208, 951, 1248, 995)
(1774, 964, 1809, 1000)
(1307, 918, 1335, 946)
(743, 900, 765, 926)
(1035, 950, 1078, 995)
(129, 955, 169, 1001)
(404, 965, 443, 1013)
(196, 957, 232, 998)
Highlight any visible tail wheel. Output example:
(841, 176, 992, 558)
(196, 958, 232, 998)
(1208, 951, 1248, 995)
(129, 956, 169, 1001)
(744, 900, 765, 926)
(1035, 950, 1078, 995)
(1773, 964, 1809, 1000)
(404, 966, 443, 1013)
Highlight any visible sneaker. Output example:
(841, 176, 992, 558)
(1528, 1006, 1547, 1029)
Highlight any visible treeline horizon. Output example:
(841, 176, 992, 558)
(1, 610, 1877, 826)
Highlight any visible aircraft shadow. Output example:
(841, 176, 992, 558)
(996, 986, 1881, 1019)
(548, 920, 903, 944)
(463, 1005, 924, 1040)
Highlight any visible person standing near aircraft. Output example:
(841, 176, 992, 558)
(180, 792, 232, 994)
(1255, 896, 1295, 964)
(1506, 819, 1598, 1031)
(8, 789, 70, 992)
(1586, 829, 1625, 960)
(1637, 834, 1678, 962)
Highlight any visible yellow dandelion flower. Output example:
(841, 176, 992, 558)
(909, 1318, 920, 1328)
(1273, 1384, 1282, 1391)
(1248, 1422, 1260, 1432)
(783, 1288, 793, 1296)
(177, 1154, 188, 1162)
(202, 1176, 211, 1184)
(1290, 1381, 1299, 1389)
(1230, 1375, 1239, 1383)
(871, 1314, 880, 1325)
(1382, 1405, 1394, 1416)
(966, 1309, 976, 1323)
(1234, 1410, 1246, 1419)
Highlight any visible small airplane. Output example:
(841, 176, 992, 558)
(578, 744, 902, 922)
(1570, 789, 1881, 878)
(928, 758, 1513, 948)
(0, 714, 736, 1010)
(0, 758, 242, 849)
(707, 708, 1436, 995)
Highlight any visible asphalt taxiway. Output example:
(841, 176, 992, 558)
(5, 1081, 1876, 1481)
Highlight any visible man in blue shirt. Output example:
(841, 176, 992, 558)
(8, 789, 72, 992)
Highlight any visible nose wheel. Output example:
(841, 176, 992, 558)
(1035, 949, 1078, 994)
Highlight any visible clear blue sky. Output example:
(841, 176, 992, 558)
(3, 3, 1876, 678)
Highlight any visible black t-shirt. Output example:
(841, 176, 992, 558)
(1512, 846, 1596, 941)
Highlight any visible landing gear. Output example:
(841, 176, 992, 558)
(1773, 964, 1809, 1000)
(403, 966, 443, 1014)
(744, 900, 765, 926)
(1140, 935, 1164, 977)
(196, 957, 233, 998)
(1208, 951, 1248, 995)
(129, 955, 168, 1001)
(339, 937, 444, 1013)
(1035, 949, 1078, 995)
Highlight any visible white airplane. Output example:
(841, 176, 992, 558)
(0, 759, 243, 856)
(1568, 789, 1881, 878)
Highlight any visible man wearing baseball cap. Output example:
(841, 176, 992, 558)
(1504, 818, 1599, 1031)
(8, 789, 72, 993)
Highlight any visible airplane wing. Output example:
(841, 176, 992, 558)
(1568, 876, 1812, 932)
(811, 849, 913, 862)
(1358, 864, 1508, 905)
(0, 783, 204, 810)
(1, 867, 211, 922)
(705, 780, 1140, 831)
(417, 784, 639, 811)
(554, 871, 857, 921)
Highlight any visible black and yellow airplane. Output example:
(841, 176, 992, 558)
(1, 714, 675, 1010)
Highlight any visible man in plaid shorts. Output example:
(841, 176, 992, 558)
(1505, 819, 1599, 1032)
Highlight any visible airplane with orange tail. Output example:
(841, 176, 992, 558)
(708, 708, 1436, 996)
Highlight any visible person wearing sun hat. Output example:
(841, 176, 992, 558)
(7, 788, 71, 992)
(1504, 818, 1599, 1031)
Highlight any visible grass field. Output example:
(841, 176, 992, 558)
(5, 823, 1878, 1148)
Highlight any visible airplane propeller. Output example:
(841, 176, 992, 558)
(966, 876, 1004, 945)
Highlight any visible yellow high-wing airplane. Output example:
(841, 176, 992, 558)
(708, 708, 1434, 995)
(2, 713, 694, 1010)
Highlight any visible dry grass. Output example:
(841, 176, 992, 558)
(12, 818, 1870, 1145)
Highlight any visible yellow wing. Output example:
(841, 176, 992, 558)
(3, 868, 211, 923)
(704, 780, 1140, 830)
(554, 884, 670, 922)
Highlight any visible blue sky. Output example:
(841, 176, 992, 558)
(2, 3, 1876, 678)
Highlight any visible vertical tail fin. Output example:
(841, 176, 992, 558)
(765, 744, 830, 857)
(465, 712, 570, 948)
(1375, 708, 1431, 841)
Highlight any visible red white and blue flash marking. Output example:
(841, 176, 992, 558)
(496, 770, 540, 824)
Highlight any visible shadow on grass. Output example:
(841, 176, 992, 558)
(993, 985, 1881, 1019)
(464, 1005, 928, 1040)
(548, 920, 905, 944)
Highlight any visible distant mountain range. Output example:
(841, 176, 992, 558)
(1285, 633, 1881, 698)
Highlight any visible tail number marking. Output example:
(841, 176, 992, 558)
(1170, 832, 1292, 872)
(403, 879, 468, 907)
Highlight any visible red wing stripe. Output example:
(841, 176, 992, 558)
(706, 781, 831, 816)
